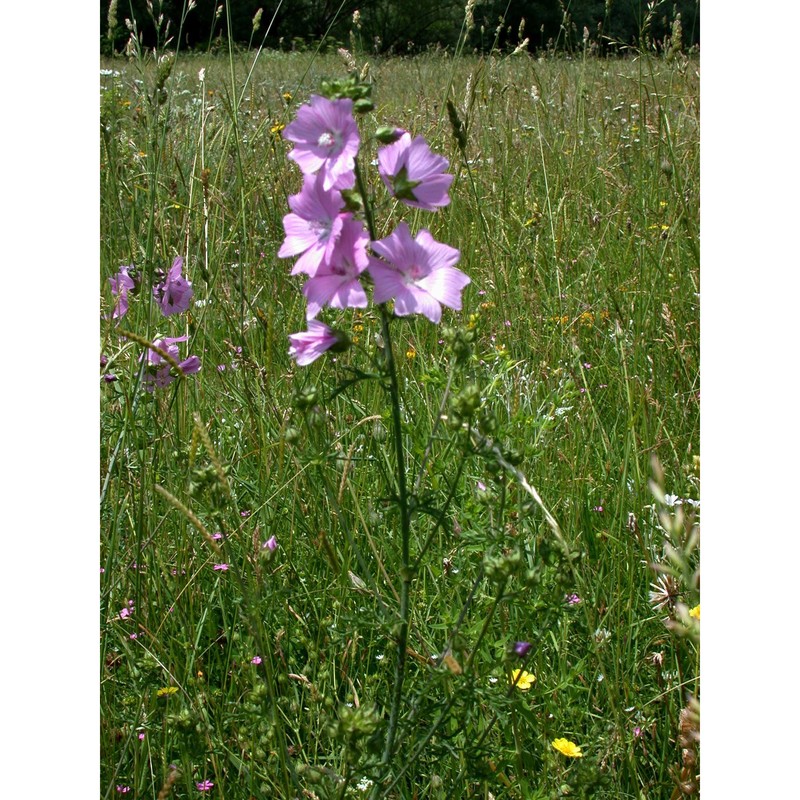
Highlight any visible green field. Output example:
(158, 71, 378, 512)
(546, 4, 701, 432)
(101, 42, 699, 799)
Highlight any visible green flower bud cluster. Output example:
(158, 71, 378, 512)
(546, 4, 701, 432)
(448, 384, 482, 428)
(442, 325, 476, 364)
(294, 385, 318, 410)
(483, 547, 523, 584)
(320, 74, 374, 113)
(327, 703, 382, 751)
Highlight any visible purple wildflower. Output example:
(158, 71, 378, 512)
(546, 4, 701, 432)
(565, 593, 582, 605)
(288, 319, 344, 366)
(141, 335, 201, 392)
(368, 222, 470, 323)
(378, 132, 453, 210)
(251, 656, 263, 665)
(109, 266, 135, 319)
(213, 563, 229, 571)
(153, 256, 194, 316)
(196, 780, 214, 792)
(116, 786, 131, 794)
(283, 95, 360, 190)
(263, 535, 278, 552)
(302, 217, 370, 318)
(278, 173, 347, 276)
(513, 641, 532, 658)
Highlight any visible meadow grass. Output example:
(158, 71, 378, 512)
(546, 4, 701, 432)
(101, 43, 699, 800)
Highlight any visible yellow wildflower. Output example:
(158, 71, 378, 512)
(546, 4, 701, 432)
(552, 737, 583, 758)
(156, 686, 178, 697)
(405, 346, 416, 360)
(510, 668, 536, 691)
(689, 604, 700, 620)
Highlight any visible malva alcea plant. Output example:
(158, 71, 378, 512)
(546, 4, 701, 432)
(279, 75, 471, 784)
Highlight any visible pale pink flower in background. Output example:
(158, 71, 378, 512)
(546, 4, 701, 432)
(368, 222, 469, 323)
(153, 256, 193, 316)
(283, 95, 360, 190)
(378, 132, 453, 210)
(141, 336, 201, 392)
(278, 173, 347, 276)
(302, 217, 369, 318)
(263, 535, 278, 551)
(288, 320, 343, 366)
(108, 266, 135, 319)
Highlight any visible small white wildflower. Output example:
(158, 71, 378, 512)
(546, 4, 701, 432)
(375, 653, 385, 661)
(198, 67, 206, 83)
(593, 628, 611, 645)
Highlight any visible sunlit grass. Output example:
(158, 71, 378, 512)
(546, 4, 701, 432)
(101, 46, 699, 799)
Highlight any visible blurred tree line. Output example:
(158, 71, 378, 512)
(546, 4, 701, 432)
(102, 0, 698, 56)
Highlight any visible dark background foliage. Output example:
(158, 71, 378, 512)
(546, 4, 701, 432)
(101, 0, 699, 56)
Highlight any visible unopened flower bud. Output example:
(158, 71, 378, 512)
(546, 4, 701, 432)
(353, 98, 374, 114)
(294, 386, 318, 410)
(375, 126, 404, 144)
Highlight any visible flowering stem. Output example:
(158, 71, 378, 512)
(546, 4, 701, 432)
(377, 302, 413, 773)
(353, 152, 412, 771)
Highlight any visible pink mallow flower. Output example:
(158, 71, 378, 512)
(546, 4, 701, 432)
(283, 95, 360, 191)
(368, 222, 470, 323)
(278, 173, 347, 276)
(302, 217, 370, 318)
(141, 335, 201, 392)
(153, 256, 194, 316)
(378, 132, 453, 210)
(288, 320, 344, 366)
(109, 265, 135, 319)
